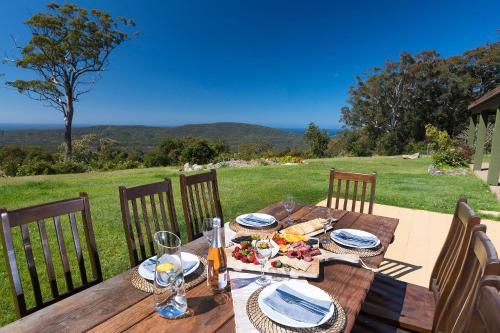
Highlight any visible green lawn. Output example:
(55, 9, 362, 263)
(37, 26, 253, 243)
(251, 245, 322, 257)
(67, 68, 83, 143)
(0, 156, 499, 326)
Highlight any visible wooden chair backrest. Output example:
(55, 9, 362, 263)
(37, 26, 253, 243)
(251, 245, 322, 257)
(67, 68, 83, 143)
(434, 230, 500, 333)
(327, 168, 377, 214)
(465, 276, 500, 333)
(0, 193, 102, 318)
(179, 169, 223, 241)
(119, 178, 179, 267)
(430, 198, 481, 303)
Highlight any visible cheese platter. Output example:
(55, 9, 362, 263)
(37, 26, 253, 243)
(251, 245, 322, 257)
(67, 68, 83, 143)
(225, 231, 323, 278)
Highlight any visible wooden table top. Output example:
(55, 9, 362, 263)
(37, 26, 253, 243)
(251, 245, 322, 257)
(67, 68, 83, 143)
(0, 203, 398, 333)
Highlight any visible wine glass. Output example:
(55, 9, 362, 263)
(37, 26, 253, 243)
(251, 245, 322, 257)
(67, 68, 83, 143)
(283, 196, 295, 226)
(321, 208, 335, 244)
(202, 218, 214, 244)
(255, 240, 273, 286)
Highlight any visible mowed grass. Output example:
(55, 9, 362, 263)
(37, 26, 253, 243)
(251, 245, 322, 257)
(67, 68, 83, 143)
(0, 156, 499, 326)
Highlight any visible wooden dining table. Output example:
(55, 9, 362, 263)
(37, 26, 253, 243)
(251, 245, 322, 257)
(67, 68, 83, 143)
(0, 202, 399, 333)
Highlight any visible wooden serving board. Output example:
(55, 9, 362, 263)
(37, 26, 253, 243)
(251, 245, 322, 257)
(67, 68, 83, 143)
(225, 246, 321, 279)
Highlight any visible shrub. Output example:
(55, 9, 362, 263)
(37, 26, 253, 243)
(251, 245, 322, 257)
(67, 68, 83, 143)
(52, 161, 88, 174)
(238, 143, 258, 161)
(180, 137, 216, 164)
(16, 161, 55, 176)
(431, 147, 469, 168)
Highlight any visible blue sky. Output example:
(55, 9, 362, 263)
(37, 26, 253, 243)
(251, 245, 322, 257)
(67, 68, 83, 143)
(0, 0, 498, 128)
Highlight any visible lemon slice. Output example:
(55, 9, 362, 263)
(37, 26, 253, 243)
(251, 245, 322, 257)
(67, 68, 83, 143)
(156, 262, 174, 272)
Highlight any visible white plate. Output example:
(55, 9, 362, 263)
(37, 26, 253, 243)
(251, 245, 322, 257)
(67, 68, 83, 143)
(138, 252, 200, 281)
(236, 213, 276, 227)
(330, 228, 381, 249)
(257, 280, 335, 328)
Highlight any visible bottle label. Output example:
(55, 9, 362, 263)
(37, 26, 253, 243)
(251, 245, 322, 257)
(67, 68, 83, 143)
(218, 268, 227, 289)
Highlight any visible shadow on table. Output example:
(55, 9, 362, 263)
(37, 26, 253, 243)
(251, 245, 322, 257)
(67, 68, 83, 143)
(188, 293, 232, 316)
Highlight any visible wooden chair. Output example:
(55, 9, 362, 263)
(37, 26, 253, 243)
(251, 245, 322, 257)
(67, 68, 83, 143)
(0, 193, 102, 318)
(119, 178, 179, 267)
(465, 276, 500, 333)
(179, 169, 223, 241)
(360, 198, 481, 332)
(357, 227, 500, 333)
(327, 168, 377, 214)
(434, 230, 500, 332)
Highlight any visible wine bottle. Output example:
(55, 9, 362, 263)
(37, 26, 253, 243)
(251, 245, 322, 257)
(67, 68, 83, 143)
(207, 217, 229, 292)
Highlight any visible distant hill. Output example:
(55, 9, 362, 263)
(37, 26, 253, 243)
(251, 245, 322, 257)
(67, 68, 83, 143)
(0, 122, 305, 152)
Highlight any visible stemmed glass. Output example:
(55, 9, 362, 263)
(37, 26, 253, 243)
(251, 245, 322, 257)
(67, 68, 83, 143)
(283, 196, 295, 226)
(255, 240, 273, 286)
(320, 208, 335, 244)
(202, 217, 214, 245)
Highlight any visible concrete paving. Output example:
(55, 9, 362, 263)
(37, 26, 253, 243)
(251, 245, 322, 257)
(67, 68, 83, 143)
(472, 162, 500, 200)
(316, 199, 500, 287)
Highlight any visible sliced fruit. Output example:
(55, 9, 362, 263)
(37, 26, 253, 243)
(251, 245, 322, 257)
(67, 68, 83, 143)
(156, 262, 174, 272)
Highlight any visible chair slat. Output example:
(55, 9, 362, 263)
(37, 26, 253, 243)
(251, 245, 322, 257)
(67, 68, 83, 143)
(352, 181, 359, 211)
(130, 199, 146, 260)
(157, 192, 169, 231)
(37, 219, 59, 298)
(206, 181, 216, 217)
(343, 180, 350, 211)
(53, 216, 73, 290)
(200, 182, 211, 218)
(20, 224, 43, 307)
(335, 179, 342, 209)
(0, 211, 26, 318)
(194, 183, 205, 223)
(360, 182, 367, 213)
(69, 212, 87, 285)
(187, 185, 200, 237)
(140, 196, 154, 255)
(149, 194, 161, 232)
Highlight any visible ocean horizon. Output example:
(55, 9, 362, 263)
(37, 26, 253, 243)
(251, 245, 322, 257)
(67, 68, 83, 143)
(0, 123, 341, 136)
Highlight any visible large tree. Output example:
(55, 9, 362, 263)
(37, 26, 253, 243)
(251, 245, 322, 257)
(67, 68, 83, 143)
(6, 3, 135, 161)
(341, 42, 499, 155)
(304, 122, 330, 157)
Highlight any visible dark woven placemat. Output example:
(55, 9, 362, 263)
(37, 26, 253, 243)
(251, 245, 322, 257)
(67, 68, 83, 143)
(321, 232, 384, 258)
(246, 287, 346, 333)
(129, 256, 207, 293)
(229, 220, 282, 234)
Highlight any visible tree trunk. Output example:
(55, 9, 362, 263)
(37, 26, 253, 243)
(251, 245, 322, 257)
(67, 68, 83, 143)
(63, 100, 74, 162)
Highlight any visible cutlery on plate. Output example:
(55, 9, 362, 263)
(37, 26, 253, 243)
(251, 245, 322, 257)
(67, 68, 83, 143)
(275, 289, 330, 314)
(276, 292, 327, 316)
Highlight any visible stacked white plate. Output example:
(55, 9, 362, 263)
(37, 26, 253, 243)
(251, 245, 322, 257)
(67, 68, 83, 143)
(330, 228, 380, 249)
(236, 213, 276, 227)
(138, 252, 200, 280)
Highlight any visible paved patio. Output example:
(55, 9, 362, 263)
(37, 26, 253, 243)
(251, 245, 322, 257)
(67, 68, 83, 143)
(316, 199, 500, 287)
(473, 162, 500, 200)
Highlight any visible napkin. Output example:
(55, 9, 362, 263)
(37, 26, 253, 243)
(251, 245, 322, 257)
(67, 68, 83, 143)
(332, 230, 379, 248)
(262, 284, 332, 324)
(241, 214, 274, 226)
(182, 260, 197, 274)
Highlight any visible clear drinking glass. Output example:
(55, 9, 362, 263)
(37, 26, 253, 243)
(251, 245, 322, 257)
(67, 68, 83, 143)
(202, 217, 214, 244)
(283, 196, 295, 226)
(153, 231, 188, 319)
(255, 240, 272, 286)
(321, 208, 335, 244)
